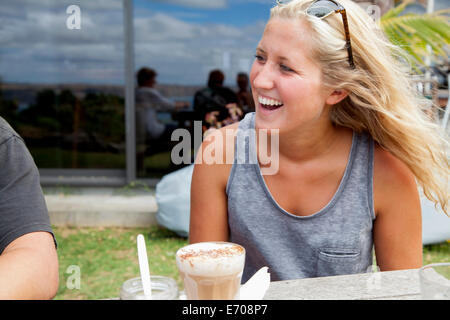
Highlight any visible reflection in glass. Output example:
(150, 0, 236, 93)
(133, 0, 272, 178)
(135, 67, 190, 177)
(0, 0, 125, 169)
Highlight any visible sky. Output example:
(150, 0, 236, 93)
(0, 0, 275, 86)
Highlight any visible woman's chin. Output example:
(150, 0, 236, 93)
(255, 114, 283, 132)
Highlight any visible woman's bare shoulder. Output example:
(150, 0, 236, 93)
(373, 143, 419, 215)
(190, 122, 241, 242)
(193, 122, 240, 187)
(374, 144, 416, 184)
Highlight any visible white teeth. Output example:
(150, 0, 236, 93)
(258, 96, 283, 106)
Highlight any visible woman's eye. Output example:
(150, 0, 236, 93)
(254, 54, 265, 62)
(280, 64, 293, 72)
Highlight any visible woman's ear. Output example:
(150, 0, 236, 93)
(326, 89, 349, 105)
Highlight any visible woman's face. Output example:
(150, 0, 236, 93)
(250, 17, 335, 133)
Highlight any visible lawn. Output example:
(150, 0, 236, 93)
(54, 226, 188, 300)
(53, 226, 450, 300)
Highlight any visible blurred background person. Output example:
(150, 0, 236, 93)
(135, 67, 187, 175)
(235, 72, 255, 114)
(193, 69, 240, 131)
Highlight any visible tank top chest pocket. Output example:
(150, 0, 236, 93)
(316, 247, 361, 277)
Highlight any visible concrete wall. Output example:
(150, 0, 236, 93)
(44, 187, 158, 228)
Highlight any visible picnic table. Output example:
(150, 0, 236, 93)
(263, 269, 421, 300)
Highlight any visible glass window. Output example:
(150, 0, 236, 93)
(133, 0, 272, 178)
(0, 0, 126, 169)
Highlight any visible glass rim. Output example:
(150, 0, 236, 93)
(120, 276, 179, 300)
(419, 262, 450, 271)
(176, 241, 246, 256)
(121, 275, 178, 288)
(419, 262, 450, 286)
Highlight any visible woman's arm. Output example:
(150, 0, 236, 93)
(373, 145, 423, 270)
(189, 125, 237, 243)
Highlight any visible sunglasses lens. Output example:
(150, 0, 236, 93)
(306, 1, 338, 18)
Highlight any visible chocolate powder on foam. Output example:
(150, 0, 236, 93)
(179, 245, 244, 263)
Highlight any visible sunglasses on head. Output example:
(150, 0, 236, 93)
(276, 0, 355, 69)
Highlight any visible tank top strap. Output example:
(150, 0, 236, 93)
(341, 129, 376, 221)
(226, 112, 256, 194)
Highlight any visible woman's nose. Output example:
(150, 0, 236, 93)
(252, 64, 275, 90)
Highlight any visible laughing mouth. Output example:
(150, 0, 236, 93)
(258, 96, 284, 110)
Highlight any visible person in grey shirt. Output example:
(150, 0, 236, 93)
(0, 116, 58, 299)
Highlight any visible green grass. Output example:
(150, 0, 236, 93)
(53, 226, 187, 300)
(53, 225, 450, 300)
(423, 242, 450, 265)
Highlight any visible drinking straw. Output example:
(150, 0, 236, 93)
(137, 234, 152, 299)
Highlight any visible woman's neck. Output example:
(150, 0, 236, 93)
(275, 120, 346, 164)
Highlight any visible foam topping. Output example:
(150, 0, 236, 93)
(176, 242, 245, 276)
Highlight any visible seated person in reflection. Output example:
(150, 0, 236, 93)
(0, 116, 58, 299)
(193, 69, 240, 131)
(135, 67, 187, 173)
(235, 72, 255, 114)
(190, 0, 449, 283)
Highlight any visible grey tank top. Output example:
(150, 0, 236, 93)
(226, 112, 375, 282)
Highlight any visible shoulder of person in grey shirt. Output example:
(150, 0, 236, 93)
(0, 116, 20, 142)
(0, 116, 56, 254)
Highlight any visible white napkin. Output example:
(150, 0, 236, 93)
(239, 267, 271, 300)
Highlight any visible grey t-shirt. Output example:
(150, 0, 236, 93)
(0, 117, 56, 254)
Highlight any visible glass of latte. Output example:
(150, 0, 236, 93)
(176, 241, 246, 300)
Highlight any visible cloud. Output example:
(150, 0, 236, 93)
(0, 0, 266, 85)
(151, 0, 228, 9)
(133, 12, 264, 84)
(231, 0, 274, 3)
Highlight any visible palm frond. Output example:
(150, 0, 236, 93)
(379, 1, 450, 69)
(380, 0, 414, 21)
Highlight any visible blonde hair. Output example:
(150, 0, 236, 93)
(271, 0, 449, 214)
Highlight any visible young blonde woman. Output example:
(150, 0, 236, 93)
(189, 0, 449, 282)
